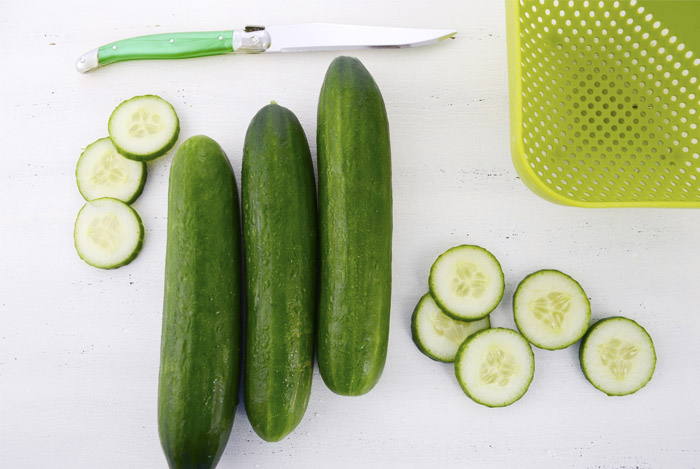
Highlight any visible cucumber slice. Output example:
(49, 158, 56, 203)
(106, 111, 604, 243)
(429, 245, 505, 321)
(513, 270, 591, 350)
(411, 293, 490, 363)
(108, 95, 179, 161)
(74, 198, 144, 269)
(579, 317, 656, 396)
(76, 137, 147, 203)
(454, 328, 535, 407)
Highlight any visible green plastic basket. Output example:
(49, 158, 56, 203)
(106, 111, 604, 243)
(506, 0, 700, 207)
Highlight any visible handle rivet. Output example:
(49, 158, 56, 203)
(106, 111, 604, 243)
(112, 45, 117, 50)
(251, 36, 259, 44)
(80, 57, 86, 63)
(169, 38, 174, 43)
(218, 35, 223, 40)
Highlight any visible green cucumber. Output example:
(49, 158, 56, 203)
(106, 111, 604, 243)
(579, 317, 656, 396)
(513, 269, 591, 350)
(412, 293, 490, 363)
(158, 136, 242, 469)
(76, 137, 147, 203)
(108, 95, 179, 161)
(317, 56, 392, 396)
(429, 245, 505, 321)
(73, 197, 144, 269)
(242, 103, 317, 442)
(455, 328, 535, 408)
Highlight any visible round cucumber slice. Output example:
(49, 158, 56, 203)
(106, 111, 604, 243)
(429, 245, 505, 321)
(74, 198, 144, 269)
(513, 270, 591, 350)
(454, 328, 535, 407)
(76, 137, 147, 203)
(108, 95, 179, 161)
(411, 293, 490, 363)
(579, 317, 656, 396)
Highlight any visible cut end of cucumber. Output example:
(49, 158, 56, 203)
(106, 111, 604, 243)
(76, 137, 147, 203)
(429, 245, 505, 321)
(455, 328, 534, 407)
(513, 269, 591, 350)
(74, 198, 144, 269)
(412, 293, 490, 363)
(580, 317, 656, 396)
(108, 95, 179, 161)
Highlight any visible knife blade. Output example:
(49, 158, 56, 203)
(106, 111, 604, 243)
(76, 23, 456, 73)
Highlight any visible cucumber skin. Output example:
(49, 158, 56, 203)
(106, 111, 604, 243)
(579, 316, 656, 396)
(454, 328, 535, 408)
(242, 104, 317, 442)
(109, 94, 180, 161)
(513, 269, 591, 350)
(317, 56, 392, 396)
(73, 197, 144, 269)
(159, 136, 242, 469)
(123, 162, 147, 204)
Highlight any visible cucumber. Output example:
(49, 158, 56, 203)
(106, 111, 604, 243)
(76, 137, 147, 203)
(412, 293, 490, 363)
(455, 328, 535, 408)
(513, 270, 591, 350)
(317, 56, 392, 396)
(579, 317, 656, 396)
(429, 245, 505, 321)
(73, 197, 144, 269)
(108, 95, 179, 161)
(158, 136, 242, 469)
(242, 103, 317, 442)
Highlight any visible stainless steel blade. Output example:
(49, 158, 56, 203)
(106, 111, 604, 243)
(264, 23, 456, 53)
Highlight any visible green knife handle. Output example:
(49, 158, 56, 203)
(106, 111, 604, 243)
(98, 31, 235, 65)
(76, 27, 270, 73)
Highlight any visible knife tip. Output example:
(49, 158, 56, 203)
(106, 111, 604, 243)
(439, 31, 458, 42)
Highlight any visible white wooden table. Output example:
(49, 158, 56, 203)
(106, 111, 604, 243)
(2, 1, 699, 467)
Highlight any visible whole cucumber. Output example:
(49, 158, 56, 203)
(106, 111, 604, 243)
(317, 56, 393, 396)
(242, 103, 317, 442)
(158, 135, 242, 469)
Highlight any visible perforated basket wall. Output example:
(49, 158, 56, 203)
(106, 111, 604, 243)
(506, 0, 700, 207)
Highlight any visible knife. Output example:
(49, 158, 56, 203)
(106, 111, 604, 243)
(76, 23, 457, 73)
